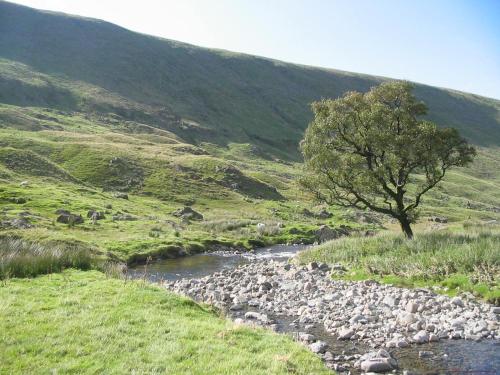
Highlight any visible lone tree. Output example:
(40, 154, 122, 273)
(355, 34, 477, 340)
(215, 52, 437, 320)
(300, 82, 475, 238)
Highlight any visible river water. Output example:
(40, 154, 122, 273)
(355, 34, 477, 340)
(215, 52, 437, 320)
(130, 245, 500, 374)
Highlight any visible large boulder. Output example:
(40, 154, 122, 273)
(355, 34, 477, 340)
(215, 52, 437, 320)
(315, 225, 350, 243)
(56, 212, 84, 225)
(55, 209, 71, 215)
(172, 206, 203, 221)
(360, 358, 394, 373)
(356, 350, 397, 373)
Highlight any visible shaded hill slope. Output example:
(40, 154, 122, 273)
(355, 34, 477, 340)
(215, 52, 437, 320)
(1, 1, 499, 159)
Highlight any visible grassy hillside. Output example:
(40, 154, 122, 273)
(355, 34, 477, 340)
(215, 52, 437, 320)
(0, 104, 348, 263)
(1, 1, 499, 159)
(0, 270, 330, 374)
(0, 1, 499, 264)
(0, 103, 499, 265)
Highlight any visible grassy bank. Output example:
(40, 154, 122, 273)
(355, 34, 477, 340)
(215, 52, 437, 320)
(0, 270, 330, 374)
(297, 223, 500, 304)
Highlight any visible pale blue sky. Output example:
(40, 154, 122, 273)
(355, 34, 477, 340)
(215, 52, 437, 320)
(9, 0, 500, 99)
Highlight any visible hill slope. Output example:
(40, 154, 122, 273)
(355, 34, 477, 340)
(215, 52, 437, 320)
(1, 1, 499, 159)
(0, 1, 499, 264)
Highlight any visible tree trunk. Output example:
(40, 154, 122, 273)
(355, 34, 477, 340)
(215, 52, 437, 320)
(399, 215, 414, 239)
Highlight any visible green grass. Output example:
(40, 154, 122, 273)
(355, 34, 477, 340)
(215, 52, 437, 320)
(0, 270, 330, 374)
(297, 223, 500, 303)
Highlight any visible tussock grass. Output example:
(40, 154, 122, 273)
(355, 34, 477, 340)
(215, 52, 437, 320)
(201, 219, 254, 233)
(297, 223, 500, 302)
(0, 237, 93, 279)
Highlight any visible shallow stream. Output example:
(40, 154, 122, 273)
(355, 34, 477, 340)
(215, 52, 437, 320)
(130, 245, 500, 374)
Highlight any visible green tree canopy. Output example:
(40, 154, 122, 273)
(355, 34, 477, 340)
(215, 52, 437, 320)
(300, 81, 476, 238)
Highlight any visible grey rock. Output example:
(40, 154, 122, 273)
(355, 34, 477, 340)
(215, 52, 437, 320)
(309, 340, 328, 354)
(172, 206, 203, 221)
(323, 351, 334, 361)
(298, 332, 315, 343)
(360, 358, 394, 372)
(429, 333, 439, 342)
(56, 213, 83, 225)
(399, 312, 417, 325)
(382, 296, 397, 307)
(87, 210, 105, 220)
(405, 301, 419, 313)
(244, 311, 261, 320)
(338, 328, 355, 340)
(413, 330, 429, 344)
(0, 217, 33, 229)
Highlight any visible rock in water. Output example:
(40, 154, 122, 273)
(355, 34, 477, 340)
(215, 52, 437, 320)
(360, 358, 394, 372)
(338, 328, 355, 340)
(413, 330, 429, 344)
(309, 341, 328, 353)
(298, 332, 315, 343)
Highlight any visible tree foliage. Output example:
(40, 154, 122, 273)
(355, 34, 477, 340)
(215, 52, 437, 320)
(300, 82, 476, 238)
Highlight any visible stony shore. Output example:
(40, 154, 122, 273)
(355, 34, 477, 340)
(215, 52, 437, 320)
(166, 260, 499, 373)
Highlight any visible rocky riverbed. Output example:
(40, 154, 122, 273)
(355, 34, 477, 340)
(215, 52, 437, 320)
(166, 260, 500, 373)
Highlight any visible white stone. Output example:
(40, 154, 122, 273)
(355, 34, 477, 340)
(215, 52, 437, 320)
(406, 301, 419, 313)
(338, 327, 355, 340)
(360, 358, 394, 372)
(413, 330, 429, 344)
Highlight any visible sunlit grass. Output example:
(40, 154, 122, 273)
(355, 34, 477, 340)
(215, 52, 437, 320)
(0, 270, 330, 374)
(297, 223, 500, 303)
